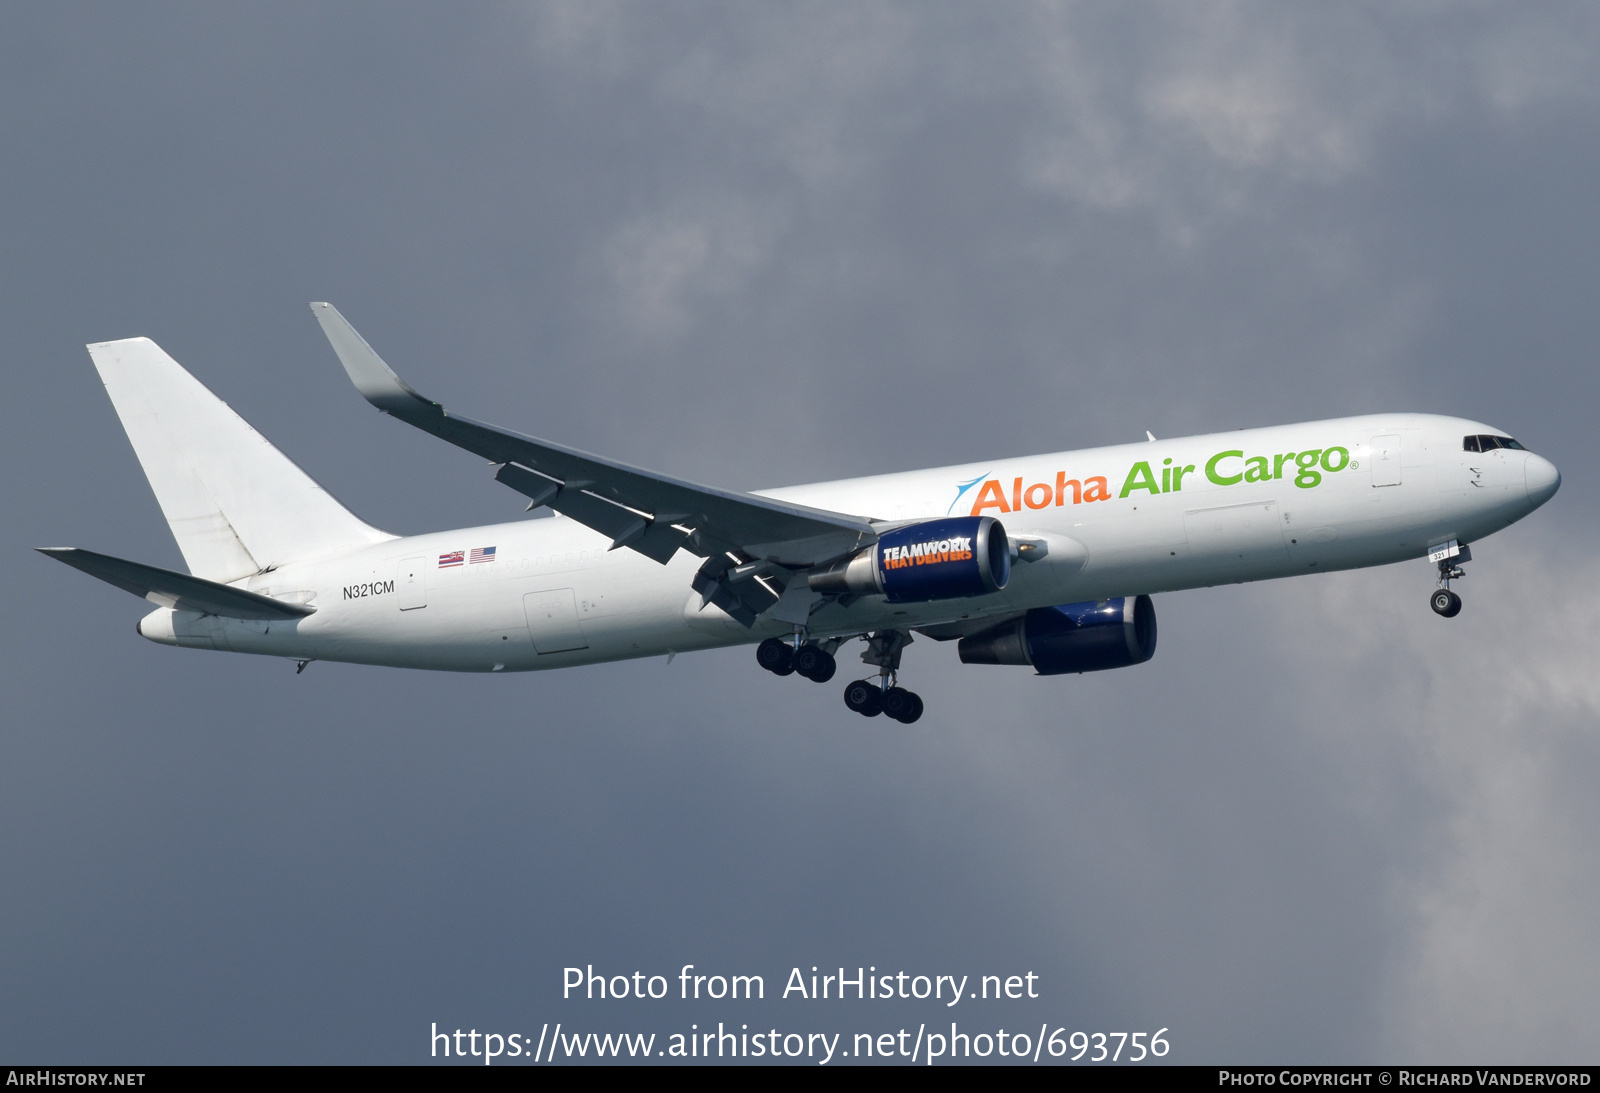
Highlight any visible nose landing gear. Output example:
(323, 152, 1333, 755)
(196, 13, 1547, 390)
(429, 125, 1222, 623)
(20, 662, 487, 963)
(1428, 541, 1470, 618)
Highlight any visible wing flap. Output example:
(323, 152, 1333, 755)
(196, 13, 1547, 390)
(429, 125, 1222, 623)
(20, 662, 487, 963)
(38, 547, 316, 620)
(493, 462, 690, 565)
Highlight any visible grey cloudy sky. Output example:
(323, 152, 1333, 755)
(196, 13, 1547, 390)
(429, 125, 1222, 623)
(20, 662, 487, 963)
(2, 1, 1597, 1064)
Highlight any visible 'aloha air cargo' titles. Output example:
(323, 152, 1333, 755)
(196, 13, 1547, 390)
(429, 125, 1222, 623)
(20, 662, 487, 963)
(967, 445, 1354, 516)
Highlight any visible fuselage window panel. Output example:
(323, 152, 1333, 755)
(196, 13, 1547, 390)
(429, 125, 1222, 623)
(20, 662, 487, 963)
(1466, 434, 1525, 452)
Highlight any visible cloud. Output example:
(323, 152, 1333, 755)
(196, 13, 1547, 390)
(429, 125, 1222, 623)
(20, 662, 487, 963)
(1157, 538, 1600, 1059)
(530, 1, 1600, 229)
(1305, 545, 1600, 1061)
(530, 0, 924, 186)
(601, 199, 790, 337)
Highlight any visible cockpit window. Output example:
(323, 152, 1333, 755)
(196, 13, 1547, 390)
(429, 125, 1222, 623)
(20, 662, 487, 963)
(1463, 434, 1526, 452)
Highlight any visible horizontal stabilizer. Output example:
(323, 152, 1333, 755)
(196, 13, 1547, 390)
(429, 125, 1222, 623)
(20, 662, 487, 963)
(37, 547, 315, 620)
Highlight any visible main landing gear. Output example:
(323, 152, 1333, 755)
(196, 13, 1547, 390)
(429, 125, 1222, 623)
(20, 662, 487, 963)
(757, 635, 837, 682)
(1429, 542, 1470, 618)
(756, 629, 924, 722)
(843, 678, 924, 723)
(845, 630, 924, 724)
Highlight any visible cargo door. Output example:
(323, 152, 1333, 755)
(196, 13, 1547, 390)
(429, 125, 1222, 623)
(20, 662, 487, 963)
(396, 555, 428, 610)
(1371, 434, 1402, 487)
(523, 588, 589, 654)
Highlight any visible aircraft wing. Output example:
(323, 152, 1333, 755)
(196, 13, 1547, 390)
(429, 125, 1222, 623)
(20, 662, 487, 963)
(311, 303, 877, 575)
(37, 547, 316, 620)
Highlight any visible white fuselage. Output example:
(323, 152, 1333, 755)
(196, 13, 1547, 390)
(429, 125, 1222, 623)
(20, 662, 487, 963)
(137, 413, 1559, 672)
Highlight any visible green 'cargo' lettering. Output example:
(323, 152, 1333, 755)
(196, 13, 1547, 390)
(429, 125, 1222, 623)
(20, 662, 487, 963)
(1206, 444, 1349, 491)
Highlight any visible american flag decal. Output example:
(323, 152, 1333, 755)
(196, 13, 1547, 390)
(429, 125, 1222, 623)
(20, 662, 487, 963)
(470, 546, 497, 564)
(438, 550, 464, 568)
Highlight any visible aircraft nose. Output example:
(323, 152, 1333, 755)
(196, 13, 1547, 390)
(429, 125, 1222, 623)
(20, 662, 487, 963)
(1525, 453, 1561, 508)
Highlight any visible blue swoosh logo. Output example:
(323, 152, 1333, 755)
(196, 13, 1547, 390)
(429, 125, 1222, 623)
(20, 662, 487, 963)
(947, 471, 991, 515)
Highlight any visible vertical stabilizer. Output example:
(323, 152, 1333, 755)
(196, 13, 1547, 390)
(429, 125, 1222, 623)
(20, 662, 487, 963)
(87, 337, 392, 582)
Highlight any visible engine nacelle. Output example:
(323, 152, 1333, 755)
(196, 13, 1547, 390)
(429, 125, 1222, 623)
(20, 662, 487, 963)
(958, 595, 1157, 675)
(810, 516, 1010, 604)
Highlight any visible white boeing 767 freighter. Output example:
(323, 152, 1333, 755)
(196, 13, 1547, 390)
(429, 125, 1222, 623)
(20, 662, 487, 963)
(41, 304, 1560, 722)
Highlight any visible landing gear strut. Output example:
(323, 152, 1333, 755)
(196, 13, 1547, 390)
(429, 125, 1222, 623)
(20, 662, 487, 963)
(844, 630, 924, 723)
(1429, 541, 1470, 618)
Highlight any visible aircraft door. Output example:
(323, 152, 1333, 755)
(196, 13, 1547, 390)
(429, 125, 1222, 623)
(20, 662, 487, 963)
(1371, 434, 1402, 487)
(523, 588, 589, 654)
(396, 555, 428, 610)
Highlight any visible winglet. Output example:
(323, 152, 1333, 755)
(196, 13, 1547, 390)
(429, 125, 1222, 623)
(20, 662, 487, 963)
(310, 302, 441, 426)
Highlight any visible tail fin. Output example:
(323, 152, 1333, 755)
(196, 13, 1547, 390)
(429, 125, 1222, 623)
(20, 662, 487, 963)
(87, 337, 392, 582)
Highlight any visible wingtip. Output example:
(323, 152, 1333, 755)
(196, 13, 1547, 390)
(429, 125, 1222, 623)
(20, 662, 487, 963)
(309, 301, 437, 419)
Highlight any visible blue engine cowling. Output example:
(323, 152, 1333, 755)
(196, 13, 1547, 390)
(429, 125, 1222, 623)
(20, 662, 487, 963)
(957, 595, 1156, 674)
(809, 516, 1010, 604)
